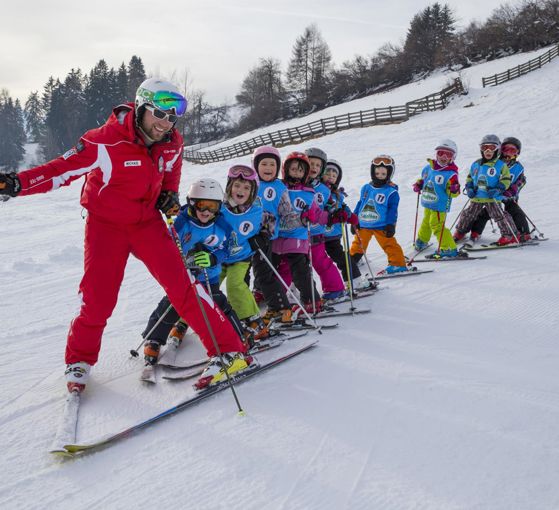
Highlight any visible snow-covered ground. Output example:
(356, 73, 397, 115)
(1, 50, 558, 510)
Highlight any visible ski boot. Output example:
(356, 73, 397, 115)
(143, 340, 161, 366)
(65, 361, 91, 393)
(243, 314, 270, 341)
(414, 238, 428, 251)
(195, 352, 256, 389)
(496, 235, 518, 246)
(519, 233, 532, 243)
(453, 230, 466, 242)
(167, 319, 188, 349)
(322, 289, 347, 303)
(262, 308, 293, 326)
(384, 265, 408, 274)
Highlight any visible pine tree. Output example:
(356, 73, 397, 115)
(84, 59, 115, 128)
(24, 91, 44, 143)
(115, 63, 129, 105)
(127, 55, 146, 100)
(287, 24, 332, 113)
(0, 91, 26, 172)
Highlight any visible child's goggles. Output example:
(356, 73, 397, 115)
(191, 199, 220, 213)
(481, 143, 499, 152)
(436, 149, 454, 159)
(372, 156, 394, 167)
(228, 165, 258, 181)
(501, 144, 519, 156)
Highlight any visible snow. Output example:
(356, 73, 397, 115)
(1, 49, 559, 509)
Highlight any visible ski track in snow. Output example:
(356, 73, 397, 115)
(2, 52, 559, 510)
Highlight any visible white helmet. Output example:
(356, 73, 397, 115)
(435, 139, 458, 157)
(187, 179, 224, 202)
(135, 78, 187, 117)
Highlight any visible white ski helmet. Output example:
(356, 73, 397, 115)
(435, 139, 457, 158)
(135, 78, 187, 118)
(187, 178, 224, 202)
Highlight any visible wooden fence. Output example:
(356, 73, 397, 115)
(482, 43, 559, 87)
(184, 79, 465, 164)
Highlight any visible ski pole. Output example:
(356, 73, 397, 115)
(412, 192, 420, 245)
(496, 202, 520, 244)
(168, 219, 245, 415)
(354, 229, 375, 280)
(449, 198, 470, 231)
(255, 247, 322, 332)
(130, 303, 174, 358)
(514, 202, 545, 238)
(341, 222, 356, 312)
(307, 223, 317, 316)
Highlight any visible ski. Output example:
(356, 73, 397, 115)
(157, 357, 209, 370)
(405, 242, 434, 263)
(463, 241, 539, 252)
(323, 287, 379, 307)
(163, 332, 310, 381)
(50, 391, 81, 457)
(413, 254, 487, 262)
(313, 308, 370, 319)
(54, 338, 319, 457)
(270, 321, 338, 332)
(369, 268, 434, 280)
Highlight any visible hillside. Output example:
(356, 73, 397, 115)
(0, 50, 558, 510)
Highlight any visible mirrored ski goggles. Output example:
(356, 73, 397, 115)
(481, 143, 499, 152)
(501, 144, 519, 156)
(152, 91, 187, 116)
(191, 199, 221, 213)
(372, 156, 394, 167)
(228, 165, 258, 181)
(145, 105, 179, 124)
(436, 149, 455, 159)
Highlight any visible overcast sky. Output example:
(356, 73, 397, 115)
(2, 0, 509, 105)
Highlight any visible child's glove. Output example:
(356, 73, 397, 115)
(448, 175, 460, 195)
(300, 206, 318, 225)
(465, 182, 476, 198)
(248, 233, 268, 251)
(350, 224, 360, 235)
(412, 179, 423, 194)
(193, 251, 217, 268)
(0, 172, 22, 197)
(331, 209, 350, 223)
(384, 224, 396, 238)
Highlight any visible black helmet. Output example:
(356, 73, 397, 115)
(502, 136, 522, 154)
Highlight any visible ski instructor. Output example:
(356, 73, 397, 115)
(0, 78, 249, 393)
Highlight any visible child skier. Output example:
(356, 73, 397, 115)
(142, 178, 247, 365)
(305, 147, 346, 301)
(250, 146, 294, 325)
(350, 155, 408, 275)
(453, 134, 518, 245)
(412, 140, 463, 257)
(219, 164, 268, 339)
(273, 152, 322, 314)
(321, 159, 370, 291)
(469, 136, 530, 242)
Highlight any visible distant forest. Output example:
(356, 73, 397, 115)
(1, 0, 558, 171)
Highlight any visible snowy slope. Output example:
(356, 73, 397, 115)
(1, 52, 559, 510)
(196, 45, 554, 152)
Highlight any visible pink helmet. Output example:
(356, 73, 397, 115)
(252, 146, 281, 179)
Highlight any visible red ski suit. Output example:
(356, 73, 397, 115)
(17, 104, 245, 364)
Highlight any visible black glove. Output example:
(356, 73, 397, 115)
(384, 224, 396, 238)
(350, 224, 359, 235)
(156, 190, 181, 217)
(0, 173, 22, 197)
(248, 233, 268, 252)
